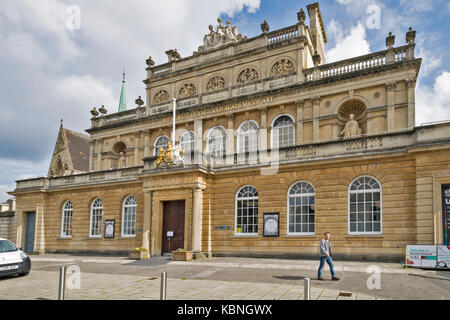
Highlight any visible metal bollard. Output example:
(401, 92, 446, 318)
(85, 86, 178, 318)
(304, 278, 310, 300)
(58, 266, 67, 300)
(160, 272, 167, 300)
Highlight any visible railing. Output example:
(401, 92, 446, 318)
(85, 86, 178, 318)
(304, 45, 409, 82)
(268, 25, 299, 45)
(151, 63, 172, 76)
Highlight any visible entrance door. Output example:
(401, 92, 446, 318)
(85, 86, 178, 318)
(162, 201, 185, 253)
(24, 212, 36, 254)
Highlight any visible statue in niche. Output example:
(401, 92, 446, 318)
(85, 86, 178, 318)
(119, 152, 127, 168)
(340, 114, 362, 138)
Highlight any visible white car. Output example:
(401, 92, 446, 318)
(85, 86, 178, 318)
(0, 238, 31, 278)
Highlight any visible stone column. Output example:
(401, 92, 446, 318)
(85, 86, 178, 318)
(406, 79, 416, 129)
(144, 130, 151, 158)
(226, 113, 235, 164)
(97, 138, 103, 171)
(134, 131, 141, 166)
(89, 140, 95, 171)
(192, 187, 203, 253)
(142, 191, 152, 254)
(386, 82, 396, 132)
(312, 96, 321, 142)
(296, 100, 304, 144)
(194, 119, 203, 164)
(259, 107, 268, 151)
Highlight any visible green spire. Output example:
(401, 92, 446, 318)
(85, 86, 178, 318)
(118, 70, 127, 112)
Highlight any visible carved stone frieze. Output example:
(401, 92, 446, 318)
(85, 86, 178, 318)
(179, 83, 197, 98)
(206, 76, 226, 92)
(286, 146, 317, 160)
(154, 90, 170, 104)
(237, 68, 259, 84)
(270, 59, 295, 77)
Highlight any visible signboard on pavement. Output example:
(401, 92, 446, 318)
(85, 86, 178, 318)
(406, 245, 437, 268)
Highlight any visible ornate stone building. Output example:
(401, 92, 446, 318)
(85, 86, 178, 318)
(9, 3, 450, 261)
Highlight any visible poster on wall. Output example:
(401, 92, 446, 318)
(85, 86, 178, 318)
(104, 220, 115, 238)
(406, 245, 437, 268)
(263, 213, 279, 237)
(442, 185, 450, 245)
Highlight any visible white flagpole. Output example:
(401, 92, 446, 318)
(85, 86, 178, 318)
(172, 98, 177, 144)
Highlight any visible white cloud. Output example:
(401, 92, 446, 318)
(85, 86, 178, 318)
(416, 72, 450, 125)
(326, 21, 371, 63)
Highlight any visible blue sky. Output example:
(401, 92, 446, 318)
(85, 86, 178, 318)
(0, 0, 449, 202)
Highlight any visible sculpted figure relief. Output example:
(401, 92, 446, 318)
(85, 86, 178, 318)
(179, 83, 196, 98)
(271, 59, 295, 77)
(237, 68, 259, 84)
(202, 18, 244, 49)
(341, 114, 362, 138)
(154, 90, 170, 104)
(206, 76, 226, 92)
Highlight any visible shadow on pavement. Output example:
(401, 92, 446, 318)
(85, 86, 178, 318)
(122, 256, 172, 267)
(273, 275, 306, 280)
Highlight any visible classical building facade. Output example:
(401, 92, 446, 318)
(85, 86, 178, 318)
(9, 3, 450, 261)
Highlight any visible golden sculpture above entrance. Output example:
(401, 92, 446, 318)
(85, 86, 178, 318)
(156, 141, 185, 167)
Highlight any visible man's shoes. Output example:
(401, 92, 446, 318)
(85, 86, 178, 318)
(317, 277, 325, 281)
(332, 276, 340, 281)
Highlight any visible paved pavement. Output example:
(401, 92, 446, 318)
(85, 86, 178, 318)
(1, 254, 449, 300)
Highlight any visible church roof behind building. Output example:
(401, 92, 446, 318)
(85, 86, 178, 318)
(64, 128, 90, 172)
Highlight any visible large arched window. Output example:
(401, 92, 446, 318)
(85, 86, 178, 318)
(61, 201, 73, 238)
(206, 127, 226, 157)
(348, 176, 382, 234)
(271, 115, 294, 148)
(288, 182, 315, 234)
(122, 196, 137, 237)
(180, 131, 195, 154)
(90, 198, 103, 237)
(237, 120, 259, 153)
(153, 136, 170, 156)
(235, 186, 258, 235)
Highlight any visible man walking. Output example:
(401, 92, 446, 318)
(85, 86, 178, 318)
(318, 232, 340, 281)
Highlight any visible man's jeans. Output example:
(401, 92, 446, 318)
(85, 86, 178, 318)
(318, 256, 336, 278)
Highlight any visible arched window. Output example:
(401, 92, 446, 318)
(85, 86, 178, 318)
(61, 201, 73, 238)
(348, 176, 382, 234)
(288, 182, 315, 234)
(237, 121, 259, 153)
(235, 186, 258, 235)
(154, 136, 169, 156)
(272, 115, 294, 148)
(90, 198, 103, 237)
(180, 131, 195, 154)
(206, 127, 226, 156)
(122, 196, 137, 237)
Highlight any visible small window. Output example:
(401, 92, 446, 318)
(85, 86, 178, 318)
(122, 196, 137, 237)
(90, 198, 103, 237)
(61, 201, 73, 238)
(235, 186, 259, 235)
(348, 176, 382, 234)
